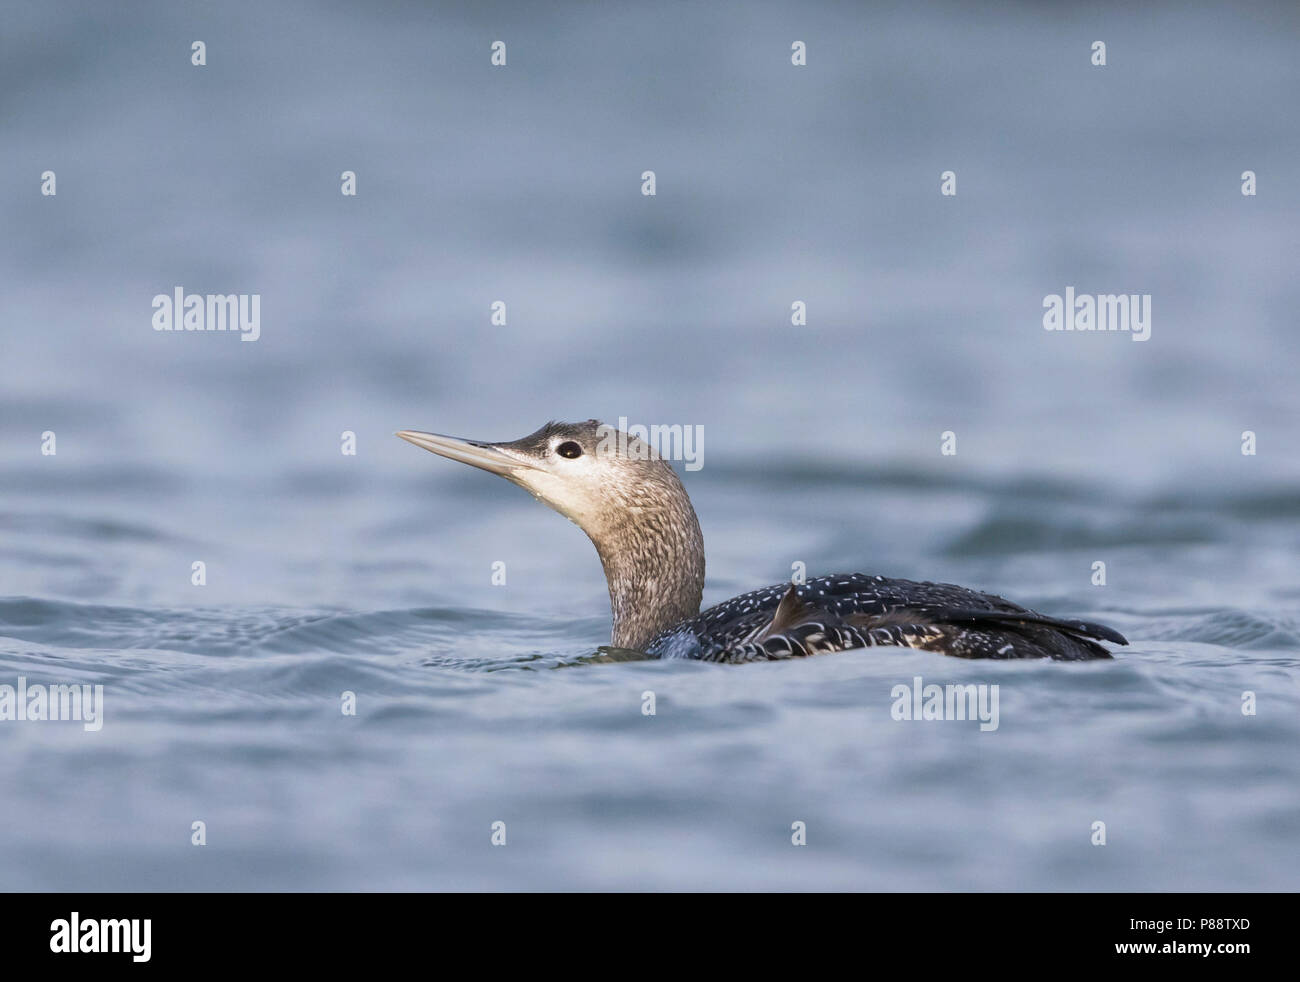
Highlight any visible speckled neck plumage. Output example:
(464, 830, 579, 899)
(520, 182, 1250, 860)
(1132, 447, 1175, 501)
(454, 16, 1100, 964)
(585, 464, 705, 650)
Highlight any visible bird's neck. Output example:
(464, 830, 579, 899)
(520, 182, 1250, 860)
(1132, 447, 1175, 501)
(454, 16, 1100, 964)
(588, 499, 705, 651)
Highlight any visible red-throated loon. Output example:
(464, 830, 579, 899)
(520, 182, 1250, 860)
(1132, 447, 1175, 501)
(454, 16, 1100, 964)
(397, 420, 1128, 662)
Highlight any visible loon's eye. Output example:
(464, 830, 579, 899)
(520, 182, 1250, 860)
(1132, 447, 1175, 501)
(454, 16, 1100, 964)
(556, 441, 583, 459)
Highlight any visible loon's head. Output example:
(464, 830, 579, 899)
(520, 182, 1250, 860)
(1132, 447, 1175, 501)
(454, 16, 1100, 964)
(396, 420, 705, 650)
(396, 419, 678, 531)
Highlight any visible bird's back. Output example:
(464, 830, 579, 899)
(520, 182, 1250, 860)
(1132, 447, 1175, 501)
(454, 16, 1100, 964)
(645, 572, 1127, 663)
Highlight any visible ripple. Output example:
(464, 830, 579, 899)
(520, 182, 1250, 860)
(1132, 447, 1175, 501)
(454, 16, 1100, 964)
(1139, 609, 1300, 649)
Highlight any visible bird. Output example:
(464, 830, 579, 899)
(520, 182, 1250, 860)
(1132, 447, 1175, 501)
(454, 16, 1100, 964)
(397, 420, 1128, 663)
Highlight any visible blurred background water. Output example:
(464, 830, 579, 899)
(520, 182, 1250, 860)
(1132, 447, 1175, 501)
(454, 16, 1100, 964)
(1, 0, 1298, 890)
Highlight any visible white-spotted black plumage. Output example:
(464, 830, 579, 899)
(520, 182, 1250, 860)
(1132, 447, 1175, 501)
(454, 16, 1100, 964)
(645, 573, 1127, 663)
(397, 420, 1129, 663)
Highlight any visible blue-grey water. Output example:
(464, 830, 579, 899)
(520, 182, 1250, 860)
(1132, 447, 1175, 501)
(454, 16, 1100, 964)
(2, 1, 1299, 890)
